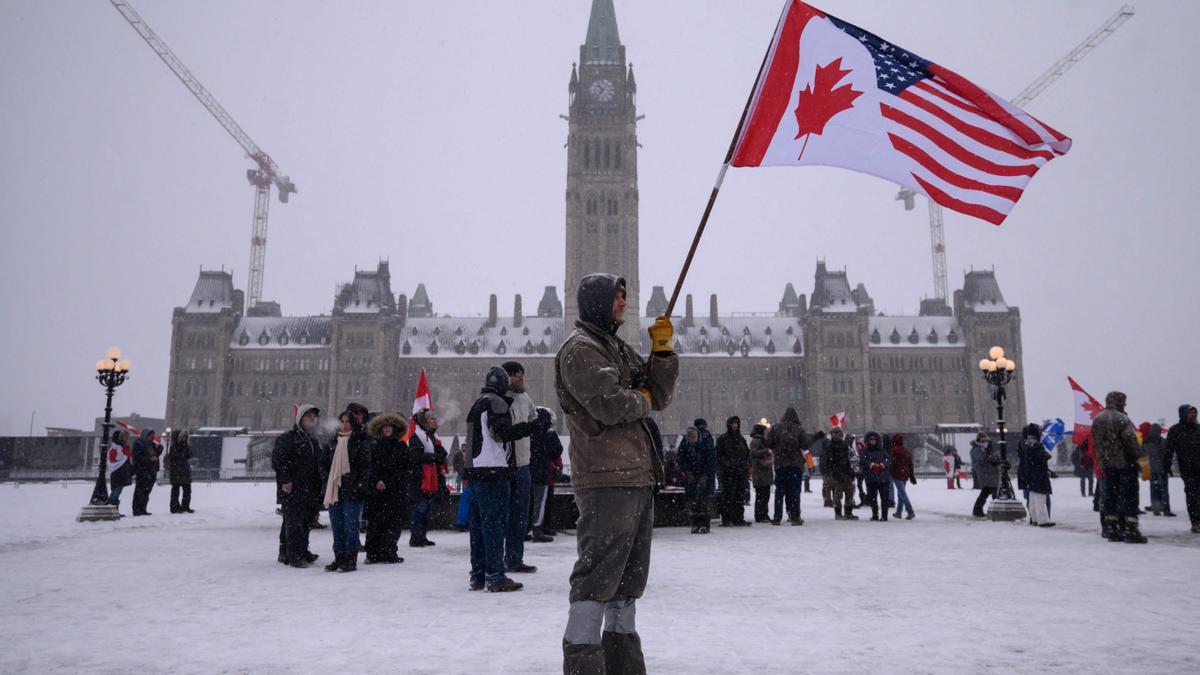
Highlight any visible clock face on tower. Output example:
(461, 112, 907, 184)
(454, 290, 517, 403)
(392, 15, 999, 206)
(589, 78, 615, 102)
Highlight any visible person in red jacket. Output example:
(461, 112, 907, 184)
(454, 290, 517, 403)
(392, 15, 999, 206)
(890, 434, 917, 519)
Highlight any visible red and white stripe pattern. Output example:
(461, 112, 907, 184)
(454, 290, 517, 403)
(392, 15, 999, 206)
(732, 1, 1071, 225)
(880, 64, 1070, 224)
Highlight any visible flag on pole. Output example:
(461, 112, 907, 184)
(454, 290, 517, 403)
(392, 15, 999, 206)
(1040, 418, 1065, 454)
(116, 420, 160, 443)
(829, 411, 847, 429)
(731, 1, 1071, 225)
(404, 369, 434, 442)
(1067, 376, 1103, 448)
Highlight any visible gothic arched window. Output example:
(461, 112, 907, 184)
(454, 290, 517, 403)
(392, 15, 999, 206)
(615, 142, 622, 169)
(604, 141, 611, 168)
(584, 141, 591, 168)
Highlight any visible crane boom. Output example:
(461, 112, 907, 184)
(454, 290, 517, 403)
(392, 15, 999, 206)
(905, 5, 1134, 302)
(109, 0, 296, 308)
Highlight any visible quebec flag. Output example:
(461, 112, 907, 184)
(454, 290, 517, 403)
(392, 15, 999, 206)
(1041, 418, 1065, 454)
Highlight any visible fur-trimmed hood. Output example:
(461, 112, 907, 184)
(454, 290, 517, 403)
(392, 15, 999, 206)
(368, 412, 408, 439)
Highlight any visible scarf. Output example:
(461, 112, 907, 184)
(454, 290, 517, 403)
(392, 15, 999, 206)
(324, 431, 351, 507)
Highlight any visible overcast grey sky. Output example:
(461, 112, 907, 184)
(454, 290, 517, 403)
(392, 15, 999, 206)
(1, 1, 1196, 435)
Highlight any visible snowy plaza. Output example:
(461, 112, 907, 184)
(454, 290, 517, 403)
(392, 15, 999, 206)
(1, 479, 1195, 674)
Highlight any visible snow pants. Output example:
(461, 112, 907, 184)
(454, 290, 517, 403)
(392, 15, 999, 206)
(279, 494, 312, 563)
(1028, 491, 1051, 524)
(1101, 466, 1140, 518)
(754, 484, 772, 521)
(1184, 476, 1200, 522)
(568, 487, 654, 603)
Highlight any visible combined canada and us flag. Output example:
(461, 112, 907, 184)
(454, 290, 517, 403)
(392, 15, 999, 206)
(731, 1, 1071, 225)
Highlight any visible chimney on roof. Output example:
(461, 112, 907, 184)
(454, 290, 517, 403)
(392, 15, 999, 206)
(232, 289, 245, 316)
(487, 294, 498, 327)
(513, 294, 523, 327)
(709, 294, 719, 327)
(396, 293, 408, 325)
(684, 294, 694, 327)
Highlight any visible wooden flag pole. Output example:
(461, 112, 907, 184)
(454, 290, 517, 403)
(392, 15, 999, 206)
(664, 10, 783, 318)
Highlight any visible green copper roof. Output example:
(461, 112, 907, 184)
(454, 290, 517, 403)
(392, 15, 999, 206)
(583, 0, 622, 64)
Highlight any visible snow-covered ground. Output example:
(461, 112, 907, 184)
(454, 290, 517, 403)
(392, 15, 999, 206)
(0, 478, 1196, 674)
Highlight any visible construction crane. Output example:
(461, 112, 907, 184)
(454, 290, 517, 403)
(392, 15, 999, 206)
(110, 0, 296, 309)
(899, 4, 1136, 303)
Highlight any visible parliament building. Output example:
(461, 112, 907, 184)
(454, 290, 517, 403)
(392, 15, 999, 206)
(165, 0, 1026, 444)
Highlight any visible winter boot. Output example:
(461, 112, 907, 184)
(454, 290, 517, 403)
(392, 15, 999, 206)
(277, 546, 288, 565)
(690, 526, 700, 534)
(833, 505, 843, 520)
(486, 578, 524, 593)
(562, 641, 606, 675)
(1101, 516, 1121, 541)
(601, 632, 647, 675)
(409, 535, 427, 548)
(906, 512, 915, 520)
(881, 510, 889, 522)
(530, 527, 554, 543)
(339, 552, 358, 572)
(1123, 519, 1148, 544)
(1192, 520, 1200, 534)
(303, 551, 319, 564)
(509, 563, 538, 574)
(325, 552, 344, 572)
(824, 499, 834, 508)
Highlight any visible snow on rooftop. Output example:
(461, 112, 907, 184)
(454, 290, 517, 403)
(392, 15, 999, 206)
(868, 315, 964, 349)
(230, 316, 332, 350)
(642, 316, 804, 358)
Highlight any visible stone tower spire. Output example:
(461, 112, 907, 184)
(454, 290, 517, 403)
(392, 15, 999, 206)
(564, 0, 641, 344)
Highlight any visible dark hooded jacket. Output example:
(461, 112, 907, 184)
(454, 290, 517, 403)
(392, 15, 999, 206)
(766, 408, 807, 470)
(132, 429, 162, 480)
(555, 273, 679, 489)
(465, 366, 546, 481)
(1167, 404, 1200, 478)
(365, 413, 410, 519)
(889, 434, 915, 482)
(1091, 392, 1141, 470)
(859, 432, 891, 486)
(272, 404, 324, 505)
(749, 424, 774, 486)
(821, 435, 854, 482)
(1143, 424, 1168, 473)
(677, 428, 716, 496)
(166, 430, 193, 485)
(715, 416, 751, 474)
(970, 438, 1001, 489)
(1016, 424, 1049, 493)
(529, 413, 564, 486)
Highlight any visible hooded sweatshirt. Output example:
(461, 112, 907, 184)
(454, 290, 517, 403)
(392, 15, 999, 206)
(1167, 404, 1200, 478)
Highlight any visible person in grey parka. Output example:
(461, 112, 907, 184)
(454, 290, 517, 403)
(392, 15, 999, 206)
(970, 433, 1001, 517)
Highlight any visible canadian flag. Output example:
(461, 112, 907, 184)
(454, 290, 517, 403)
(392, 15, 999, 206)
(116, 420, 160, 443)
(1067, 376, 1103, 447)
(829, 411, 847, 429)
(403, 369, 434, 442)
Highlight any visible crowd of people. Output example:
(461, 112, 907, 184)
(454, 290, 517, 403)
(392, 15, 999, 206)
(104, 426, 195, 516)
(268, 362, 562, 580)
(663, 412, 922, 530)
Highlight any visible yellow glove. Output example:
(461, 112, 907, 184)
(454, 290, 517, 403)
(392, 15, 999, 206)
(637, 388, 654, 409)
(648, 316, 674, 353)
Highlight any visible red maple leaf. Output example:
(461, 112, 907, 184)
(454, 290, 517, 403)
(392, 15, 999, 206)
(794, 57, 862, 159)
(1081, 396, 1104, 421)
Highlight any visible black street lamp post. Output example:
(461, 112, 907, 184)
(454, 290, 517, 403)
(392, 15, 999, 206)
(79, 347, 132, 522)
(978, 346, 1026, 521)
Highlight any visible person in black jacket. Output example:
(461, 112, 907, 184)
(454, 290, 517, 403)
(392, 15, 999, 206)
(321, 409, 373, 572)
(463, 365, 549, 592)
(272, 404, 324, 568)
(131, 429, 163, 516)
(408, 409, 447, 548)
(528, 407, 563, 543)
(822, 427, 858, 520)
(364, 412, 410, 564)
(715, 416, 751, 527)
(167, 429, 194, 514)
